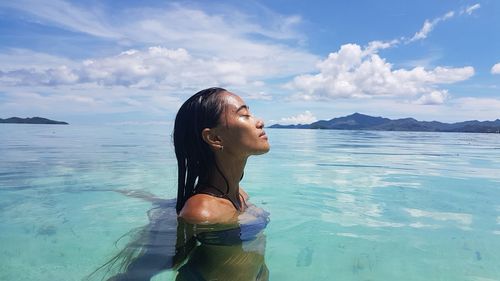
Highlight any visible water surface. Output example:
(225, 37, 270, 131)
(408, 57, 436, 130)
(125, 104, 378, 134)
(1, 124, 499, 280)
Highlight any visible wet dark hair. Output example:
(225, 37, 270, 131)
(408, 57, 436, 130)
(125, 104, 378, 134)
(173, 87, 238, 213)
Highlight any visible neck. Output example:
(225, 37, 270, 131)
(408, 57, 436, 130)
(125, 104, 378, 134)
(205, 154, 247, 201)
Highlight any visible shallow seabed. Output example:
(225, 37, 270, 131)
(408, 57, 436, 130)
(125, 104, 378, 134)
(1, 124, 499, 281)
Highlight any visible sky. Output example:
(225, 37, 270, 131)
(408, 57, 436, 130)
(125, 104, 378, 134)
(0, 0, 499, 125)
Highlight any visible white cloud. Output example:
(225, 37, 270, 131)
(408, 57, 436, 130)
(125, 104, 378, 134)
(409, 11, 455, 42)
(407, 4, 480, 43)
(348, 4, 482, 55)
(278, 110, 317, 125)
(491, 63, 500, 74)
(0, 46, 314, 93)
(461, 3, 481, 15)
(364, 39, 400, 55)
(287, 43, 474, 101)
(415, 90, 449, 105)
(411, 20, 434, 42)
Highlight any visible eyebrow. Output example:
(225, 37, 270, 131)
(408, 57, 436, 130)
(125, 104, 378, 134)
(236, 105, 249, 113)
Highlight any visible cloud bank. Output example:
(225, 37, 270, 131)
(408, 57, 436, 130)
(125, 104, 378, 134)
(288, 43, 474, 103)
(1, 48, 249, 88)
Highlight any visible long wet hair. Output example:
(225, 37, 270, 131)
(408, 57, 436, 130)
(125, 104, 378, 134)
(173, 87, 239, 213)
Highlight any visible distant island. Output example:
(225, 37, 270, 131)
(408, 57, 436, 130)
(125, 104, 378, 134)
(0, 117, 68, 125)
(270, 113, 500, 133)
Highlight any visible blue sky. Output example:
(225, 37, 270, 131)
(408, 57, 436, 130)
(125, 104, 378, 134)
(0, 0, 499, 125)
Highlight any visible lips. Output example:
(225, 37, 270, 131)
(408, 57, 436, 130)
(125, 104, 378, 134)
(259, 131, 267, 138)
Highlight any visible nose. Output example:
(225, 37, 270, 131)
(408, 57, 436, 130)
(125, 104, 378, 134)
(256, 118, 264, 129)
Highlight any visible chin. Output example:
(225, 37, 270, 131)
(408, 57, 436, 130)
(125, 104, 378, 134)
(255, 144, 270, 155)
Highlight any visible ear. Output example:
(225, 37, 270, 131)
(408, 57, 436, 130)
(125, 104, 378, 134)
(201, 128, 223, 151)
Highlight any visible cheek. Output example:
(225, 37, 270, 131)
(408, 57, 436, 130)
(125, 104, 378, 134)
(232, 126, 254, 142)
(224, 124, 255, 146)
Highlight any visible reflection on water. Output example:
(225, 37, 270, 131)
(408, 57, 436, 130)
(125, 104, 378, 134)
(89, 198, 269, 281)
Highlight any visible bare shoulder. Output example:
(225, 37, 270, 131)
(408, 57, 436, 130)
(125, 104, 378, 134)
(179, 194, 237, 224)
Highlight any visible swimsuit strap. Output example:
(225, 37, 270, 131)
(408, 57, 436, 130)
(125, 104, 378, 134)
(196, 183, 242, 211)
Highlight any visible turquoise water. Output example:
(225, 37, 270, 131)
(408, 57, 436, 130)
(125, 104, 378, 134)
(1, 124, 500, 281)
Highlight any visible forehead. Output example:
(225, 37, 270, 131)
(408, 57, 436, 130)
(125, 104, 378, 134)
(221, 92, 246, 112)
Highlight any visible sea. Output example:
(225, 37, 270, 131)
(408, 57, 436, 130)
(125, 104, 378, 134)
(1, 124, 499, 281)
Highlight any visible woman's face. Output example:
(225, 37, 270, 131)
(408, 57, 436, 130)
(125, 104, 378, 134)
(214, 92, 270, 157)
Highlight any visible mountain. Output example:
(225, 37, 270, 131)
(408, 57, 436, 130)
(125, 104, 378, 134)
(270, 113, 500, 133)
(0, 117, 68, 125)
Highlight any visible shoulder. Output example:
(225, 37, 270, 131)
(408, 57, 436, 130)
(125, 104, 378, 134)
(179, 194, 237, 224)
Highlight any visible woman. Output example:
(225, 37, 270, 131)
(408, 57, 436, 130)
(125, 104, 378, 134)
(174, 87, 270, 222)
(89, 87, 271, 281)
